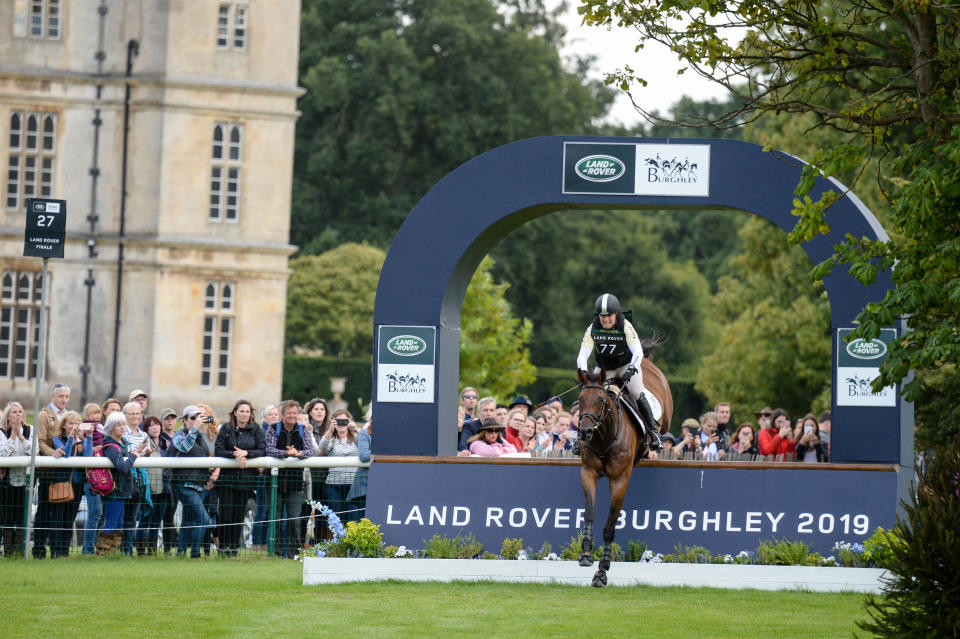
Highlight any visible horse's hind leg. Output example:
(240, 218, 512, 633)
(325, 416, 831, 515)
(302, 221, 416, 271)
(592, 472, 631, 588)
(579, 466, 597, 567)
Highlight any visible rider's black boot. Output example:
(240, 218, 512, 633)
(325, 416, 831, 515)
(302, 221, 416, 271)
(638, 395, 662, 451)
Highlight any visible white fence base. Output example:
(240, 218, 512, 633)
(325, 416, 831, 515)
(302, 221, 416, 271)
(302, 558, 887, 592)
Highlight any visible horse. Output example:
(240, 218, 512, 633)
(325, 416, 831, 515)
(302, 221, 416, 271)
(575, 353, 673, 587)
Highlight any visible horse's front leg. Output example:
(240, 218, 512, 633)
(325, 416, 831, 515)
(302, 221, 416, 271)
(579, 465, 598, 567)
(593, 471, 632, 588)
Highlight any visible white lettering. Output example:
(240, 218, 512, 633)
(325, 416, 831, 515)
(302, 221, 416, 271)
(745, 512, 762, 532)
(486, 507, 503, 527)
(702, 511, 721, 531)
(726, 512, 742, 532)
(404, 505, 423, 526)
(616, 510, 626, 530)
(678, 511, 697, 531)
(532, 508, 550, 528)
(429, 506, 447, 526)
(766, 511, 785, 533)
(632, 510, 649, 530)
(508, 508, 527, 528)
(386, 504, 400, 525)
(575, 509, 585, 529)
(554, 508, 571, 528)
(655, 510, 673, 530)
(453, 506, 470, 526)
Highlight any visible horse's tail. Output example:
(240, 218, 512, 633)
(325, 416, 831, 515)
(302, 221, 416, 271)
(641, 332, 668, 359)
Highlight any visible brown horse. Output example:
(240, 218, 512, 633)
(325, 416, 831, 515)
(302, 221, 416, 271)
(576, 355, 673, 587)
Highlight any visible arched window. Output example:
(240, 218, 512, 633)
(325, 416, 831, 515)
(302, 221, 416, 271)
(210, 123, 243, 222)
(6, 111, 56, 210)
(201, 281, 235, 388)
(217, 1, 248, 50)
(0, 269, 45, 379)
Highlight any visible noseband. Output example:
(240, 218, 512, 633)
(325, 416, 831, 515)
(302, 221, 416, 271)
(578, 384, 611, 439)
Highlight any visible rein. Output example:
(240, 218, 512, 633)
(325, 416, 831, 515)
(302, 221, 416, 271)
(578, 381, 625, 461)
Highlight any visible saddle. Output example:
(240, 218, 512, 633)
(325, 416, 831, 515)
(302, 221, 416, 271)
(605, 384, 647, 436)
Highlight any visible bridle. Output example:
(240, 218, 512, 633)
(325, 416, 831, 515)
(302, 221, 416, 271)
(577, 382, 624, 459)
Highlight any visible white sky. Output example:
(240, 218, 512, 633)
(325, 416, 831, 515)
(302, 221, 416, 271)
(554, 2, 731, 127)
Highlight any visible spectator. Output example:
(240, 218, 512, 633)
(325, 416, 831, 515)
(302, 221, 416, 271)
(551, 412, 576, 457)
(79, 403, 105, 555)
(715, 402, 735, 441)
(674, 418, 703, 459)
(532, 410, 549, 438)
(546, 397, 563, 414)
(265, 400, 313, 558)
(728, 423, 760, 458)
(214, 399, 266, 556)
(456, 405, 466, 442)
(0, 402, 31, 556)
(49, 411, 86, 558)
(796, 413, 828, 463)
(302, 398, 330, 516)
(504, 409, 527, 452)
(252, 404, 280, 552)
(494, 404, 509, 428)
(569, 401, 580, 431)
(128, 390, 149, 426)
(458, 396, 496, 455)
(753, 406, 773, 436)
(120, 401, 150, 556)
(318, 409, 360, 522)
(347, 412, 372, 520)
(660, 432, 677, 459)
(82, 403, 102, 433)
(34, 382, 71, 558)
(517, 416, 538, 454)
(468, 418, 517, 457)
(508, 395, 534, 417)
(817, 410, 832, 458)
(135, 416, 165, 555)
(157, 407, 179, 553)
(169, 405, 213, 558)
(758, 408, 797, 459)
(98, 412, 143, 554)
(195, 403, 221, 555)
(698, 411, 728, 461)
(460, 387, 478, 421)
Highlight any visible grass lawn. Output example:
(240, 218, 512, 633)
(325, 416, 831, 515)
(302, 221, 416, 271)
(1, 557, 872, 638)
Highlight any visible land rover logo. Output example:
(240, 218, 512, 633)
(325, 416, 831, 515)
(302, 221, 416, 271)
(387, 335, 427, 357)
(846, 338, 887, 360)
(575, 155, 626, 182)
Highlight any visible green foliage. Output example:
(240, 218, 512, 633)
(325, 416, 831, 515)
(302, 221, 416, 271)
(281, 353, 371, 408)
(293, 0, 613, 253)
(383, 544, 400, 558)
(696, 218, 831, 417)
(626, 539, 648, 562)
(557, 535, 620, 562)
(499, 538, 524, 560)
(530, 542, 553, 560)
(756, 539, 814, 566)
(859, 443, 960, 638)
(913, 365, 960, 450)
(334, 519, 384, 558)
(460, 257, 536, 398)
(285, 243, 386, 357)
(421, 532, 483, 559)
(670, 544, 712, 564)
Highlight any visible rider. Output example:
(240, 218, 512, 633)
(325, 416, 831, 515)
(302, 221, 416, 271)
(576, 293, 662, 451)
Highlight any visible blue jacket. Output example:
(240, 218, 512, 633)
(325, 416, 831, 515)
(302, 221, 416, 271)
(347, 430, 371, 501)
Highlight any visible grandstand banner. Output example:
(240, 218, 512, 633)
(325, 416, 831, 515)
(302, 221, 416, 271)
(366, 462, 898, 555)
(377, 325, 436, 403)
(836, 327, 897, 407)
(562, 142, 710, 197)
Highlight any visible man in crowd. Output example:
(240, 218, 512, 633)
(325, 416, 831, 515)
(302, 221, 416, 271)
(460, 387, 478, 421)
(698, 411, 727, 460)
(265, 400, 314, 558)
(458, 396, 496, 456)
(129, 389, 149, 424)
(33, 383, 71, 558)
(818, 410, 831, 460)
(494, 404, 509, 428)
(714, 402, 734, 442)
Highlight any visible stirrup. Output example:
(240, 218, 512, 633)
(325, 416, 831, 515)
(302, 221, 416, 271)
(649, 428, 662, 451)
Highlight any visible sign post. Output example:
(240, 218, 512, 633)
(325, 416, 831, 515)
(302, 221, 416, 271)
(23, 197, 66, 559)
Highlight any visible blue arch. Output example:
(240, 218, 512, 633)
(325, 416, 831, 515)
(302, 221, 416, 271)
(372, 136, 906, 469)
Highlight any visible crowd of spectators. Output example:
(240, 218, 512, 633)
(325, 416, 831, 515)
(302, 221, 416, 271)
(0, 383, 371, 559)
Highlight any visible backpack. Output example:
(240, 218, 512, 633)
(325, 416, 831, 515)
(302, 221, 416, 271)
(86, 442, 120, 496)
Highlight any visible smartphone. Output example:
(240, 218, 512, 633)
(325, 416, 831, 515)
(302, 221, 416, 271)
(804, 425, 814, 435)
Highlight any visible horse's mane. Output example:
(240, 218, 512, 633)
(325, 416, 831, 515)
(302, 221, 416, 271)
(640, 331, 668, 359)
(582, 370, 603, 385)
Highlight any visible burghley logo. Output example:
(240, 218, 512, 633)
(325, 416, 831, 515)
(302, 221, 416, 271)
(846, 338, 887, 360)
(644, 153, 699, 184)
(387, 335, 427, 357)
(844, 374, 886, 398)
(575, 155, 626, 182)
(385, 371, 427, 394)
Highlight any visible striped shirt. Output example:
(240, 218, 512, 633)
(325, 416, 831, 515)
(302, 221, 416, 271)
(318, 436, 358, 485)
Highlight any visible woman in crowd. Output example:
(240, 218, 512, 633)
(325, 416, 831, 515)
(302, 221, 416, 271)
(517, 416, 538, 454)
(346, 411, 372, 520)
(194, 403, 221, 554)
(0, 402, 31, 556)
(135, 416, 165, 555)
(468, 418, 517, 457)
(119, 401, 150, 556)
(252, 404, 280, 552)
(47, 411, 86, 557)
(215, 399, 265, 555)
(98, 412, 145, 554)
(318, 409, 360, 522)
(101, 398, 122, 425)
(79, 402, 105, 554)
(504, 409, 527, 452)
(158, 409, 180, 553)
(302, 398, 330, 520)
(728, 422, 760, 458)
(795, 413, 828, 463)
(758, 408, 796, 459)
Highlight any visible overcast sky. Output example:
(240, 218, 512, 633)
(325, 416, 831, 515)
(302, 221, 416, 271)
(553, 2, 730, 126)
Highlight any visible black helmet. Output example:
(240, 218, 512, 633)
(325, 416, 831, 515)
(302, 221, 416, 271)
(594, 294, 621, 315)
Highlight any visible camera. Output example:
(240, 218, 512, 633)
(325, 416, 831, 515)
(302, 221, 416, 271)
(335, 418, 349, 427)
(202, 416, 214, 424)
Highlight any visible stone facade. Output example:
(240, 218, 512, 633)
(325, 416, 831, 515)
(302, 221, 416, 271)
(0, 0, 301, 416)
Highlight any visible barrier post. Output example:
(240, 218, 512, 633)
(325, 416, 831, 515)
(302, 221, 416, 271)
(267, 467, 278, 555)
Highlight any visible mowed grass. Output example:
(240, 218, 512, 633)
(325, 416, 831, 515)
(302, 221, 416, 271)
(0, 557, 872, 638)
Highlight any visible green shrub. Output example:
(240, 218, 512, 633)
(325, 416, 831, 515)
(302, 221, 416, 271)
(422, 533, 483, 559)
(671, 544, 712, 564)
(337, 519, 384, 558)
(859, 444, 960, 639)
(531, 542, 553, 560)
(383, 545, 400, 558)
(757, 539, 812, 566)
(861, 526, 904, 569)
(626, 540, 649, 562)
(557, 535, 620, 561)
(500, 538, 524, 560)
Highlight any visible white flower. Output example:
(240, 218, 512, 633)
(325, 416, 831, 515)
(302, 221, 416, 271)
(736, 550, 750, 558)
(824, 556, 837, 566)
(395, 545, 413, 557)
(723, 554, 733, 563)
(650, 554, 663, 564)
(546, 552, 559, 561)
(517, 550, 528, 561)
(832, 541, 852, 551)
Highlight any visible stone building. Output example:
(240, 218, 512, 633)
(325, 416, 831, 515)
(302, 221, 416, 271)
(0, 1, 302, 415)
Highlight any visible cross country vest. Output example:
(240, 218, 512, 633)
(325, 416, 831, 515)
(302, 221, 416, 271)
(591, 314, 631, 370)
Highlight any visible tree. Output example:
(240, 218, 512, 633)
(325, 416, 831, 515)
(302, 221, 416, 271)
(460, 257, 537, 398)
(286, 243, 386, 357)
(580, 0, 960, 414)
(294, 0, 615, 253)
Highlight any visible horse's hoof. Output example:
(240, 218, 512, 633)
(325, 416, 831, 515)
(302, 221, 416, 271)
(591, 571, 607, 588)
(579, 553, 594, 567)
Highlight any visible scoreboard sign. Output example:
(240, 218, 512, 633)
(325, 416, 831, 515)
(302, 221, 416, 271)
(24, 198, 66, 259)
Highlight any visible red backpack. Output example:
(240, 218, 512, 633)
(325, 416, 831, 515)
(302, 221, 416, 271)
(86, 442, 119, 496)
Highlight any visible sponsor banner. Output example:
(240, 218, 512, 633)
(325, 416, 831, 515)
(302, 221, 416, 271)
(562, 143, 710, 197)
(377, 326, 436, 403)
(836, 328, 897, 407)
(366, 463, 897, 555)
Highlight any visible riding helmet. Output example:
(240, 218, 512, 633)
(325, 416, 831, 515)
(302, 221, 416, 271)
(594, 293, 621, 315)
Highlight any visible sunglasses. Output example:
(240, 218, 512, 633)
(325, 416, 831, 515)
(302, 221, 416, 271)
(462, 394, 477, 399)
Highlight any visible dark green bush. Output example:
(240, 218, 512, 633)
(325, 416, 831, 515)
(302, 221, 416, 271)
(421, 533, 483, 559)
(858, 443, 960, 638)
